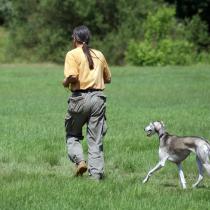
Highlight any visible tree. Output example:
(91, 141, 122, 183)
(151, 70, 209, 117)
(0, 0, 12, 25)
(165, 0, 210, 31)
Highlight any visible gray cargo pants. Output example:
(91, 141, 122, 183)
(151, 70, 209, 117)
(65, 90, 107, 176)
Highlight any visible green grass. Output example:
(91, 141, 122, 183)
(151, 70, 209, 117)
(1, 64, 210, 210)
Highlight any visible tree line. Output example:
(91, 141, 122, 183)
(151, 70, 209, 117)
(0, 0, 210, 65)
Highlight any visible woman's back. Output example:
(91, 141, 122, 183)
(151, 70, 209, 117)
(64, 47, 110, 91)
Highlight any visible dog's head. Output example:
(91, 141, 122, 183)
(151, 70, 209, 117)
(144, 121, 165, 137)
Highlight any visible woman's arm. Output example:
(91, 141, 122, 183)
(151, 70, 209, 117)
(104, 77, 111, 84)
(62, 76, 78, 87)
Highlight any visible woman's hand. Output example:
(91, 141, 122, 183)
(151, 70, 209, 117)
(62, 76, 78, 87)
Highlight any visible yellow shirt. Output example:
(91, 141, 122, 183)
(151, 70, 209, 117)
(64, 47, 111, 91)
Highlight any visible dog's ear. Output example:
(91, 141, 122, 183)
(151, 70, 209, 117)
(161, 121, 165, 127)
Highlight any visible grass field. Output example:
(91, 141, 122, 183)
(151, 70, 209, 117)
(1, 64, 210, 210)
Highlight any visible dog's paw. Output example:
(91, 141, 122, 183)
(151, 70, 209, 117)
(142, 177, 148, 184)
(192, 183, 197, 188)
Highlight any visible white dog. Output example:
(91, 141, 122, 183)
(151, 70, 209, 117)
(143, 121, 210, 189)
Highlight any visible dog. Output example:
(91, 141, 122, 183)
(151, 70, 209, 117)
(143, 121, 210, 189)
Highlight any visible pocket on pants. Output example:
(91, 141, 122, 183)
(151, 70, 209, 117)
(97, 92, 106, 102)
(68, 95, 85, 114)
(65, 114, 72, 137)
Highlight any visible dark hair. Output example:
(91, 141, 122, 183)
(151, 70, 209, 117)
(72, 25, 94, 70)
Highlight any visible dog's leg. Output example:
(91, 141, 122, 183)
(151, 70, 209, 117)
(142, 158, 167, 184)
(177, 163, 187, 189)
(192, 157, 203, 188)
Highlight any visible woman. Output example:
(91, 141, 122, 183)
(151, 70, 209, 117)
(63, 25, 111, 180)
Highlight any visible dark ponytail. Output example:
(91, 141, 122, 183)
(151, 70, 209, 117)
(82, 43, 94, 69)
(72, 25, 94, 70)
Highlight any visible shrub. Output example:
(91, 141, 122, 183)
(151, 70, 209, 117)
(126, 40, 162, 66)
(126, 6, 196, 66)
(195, 52, 210, 64)
(126, 39, 194, 66)
(158, 39, 195, 65)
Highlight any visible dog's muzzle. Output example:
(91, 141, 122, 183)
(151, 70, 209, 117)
(144, 123, 155, 137)
(144, 128, 151, 136)
(146, 129, 153, 136)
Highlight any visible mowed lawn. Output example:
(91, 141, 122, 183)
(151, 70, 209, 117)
(1, 64, 210, 210)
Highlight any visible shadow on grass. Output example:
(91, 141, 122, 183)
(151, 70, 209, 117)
(162, 183, 178, 188)
(195, 185, 210, 190)
(162, 183, 210, 190)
